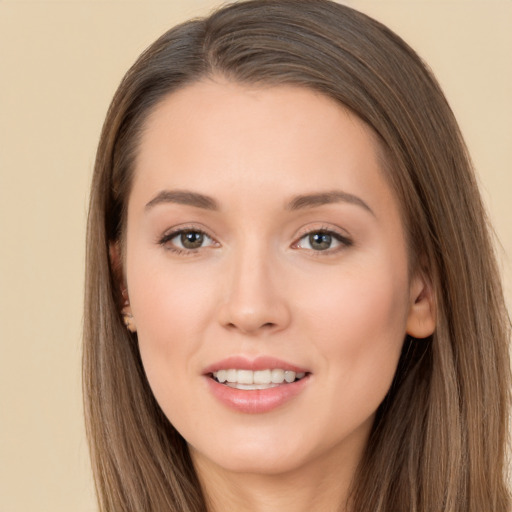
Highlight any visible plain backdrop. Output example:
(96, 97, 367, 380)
(0, 1, 510, 510)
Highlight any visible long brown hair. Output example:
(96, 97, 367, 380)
(83, 1, 511, 510)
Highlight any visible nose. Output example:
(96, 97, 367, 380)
(217, 246, 291, 335)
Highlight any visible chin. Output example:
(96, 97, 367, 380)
(190, 440, 312, 476)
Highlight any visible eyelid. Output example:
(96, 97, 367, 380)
(157, 224, 220, 253)
(157, 223, 352, 255)
(291, 225, 353, 252)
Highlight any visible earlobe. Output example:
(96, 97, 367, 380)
(406, 272, 436, 339)
(121, 303, 137, 333)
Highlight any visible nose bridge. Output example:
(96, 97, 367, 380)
(218, 235, 290, 334)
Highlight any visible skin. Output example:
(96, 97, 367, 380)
(120, 79, 435, 512)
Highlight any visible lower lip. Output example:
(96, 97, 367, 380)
(205, 375, 310, 414)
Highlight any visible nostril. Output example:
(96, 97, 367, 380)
(224, 321, 277, 333)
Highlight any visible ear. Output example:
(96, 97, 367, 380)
(109, 241, 137, 333)
(406, 270, 436, 339)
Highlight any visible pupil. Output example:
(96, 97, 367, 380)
(181, 231, 204, 249)
(310, 232, 331, 250)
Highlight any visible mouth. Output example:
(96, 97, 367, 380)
(210, 369, 308, 390)
(203, 356, 311, 412)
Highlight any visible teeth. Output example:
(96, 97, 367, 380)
(254, 369, 272, 384)
(271, 369, 284, 383)
(226, 382, 280, 390)
(237, 369, 253, 384)
(284, 371, 296, 383)
(212, 369, 307, 386)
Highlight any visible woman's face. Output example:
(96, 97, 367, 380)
(122, 80, 433, 477)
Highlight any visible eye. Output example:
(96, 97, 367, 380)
(294, 229, 352, 252)
(159, 228, 217, 253)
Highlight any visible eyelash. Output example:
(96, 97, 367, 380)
(158, 226, 218, 256)
(158, 226, 353, 256)
(293, 227, 353, 255)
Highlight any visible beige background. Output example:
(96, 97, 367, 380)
(0, 1, 510, 510)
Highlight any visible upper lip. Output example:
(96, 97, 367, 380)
(202, 355, 309, 375)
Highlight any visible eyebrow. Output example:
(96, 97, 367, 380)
(144, 188, 374, 216)
(145, 190, 219, 211)
(286, 190, 375, 216)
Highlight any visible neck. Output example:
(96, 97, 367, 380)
(191, 443, 361, 512)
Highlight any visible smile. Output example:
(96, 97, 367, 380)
(212, 369, 307, 390)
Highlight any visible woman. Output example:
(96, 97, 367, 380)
(83, 1, 511, 510)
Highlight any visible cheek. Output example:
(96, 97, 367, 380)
(304, 263, 407, 328)
(288, 263, 409, 452)
(298, 258, 409, 393)
(128, 248, 216, 335)
(126, 255, 217, 401)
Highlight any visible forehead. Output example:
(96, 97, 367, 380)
(132, 79, 389, 198)
(139, 79, 378, 147)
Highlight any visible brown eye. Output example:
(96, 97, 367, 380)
(295, 230, 352, 252)
(180, 231, 205, 249)
(159, 228, 216, 253)
(308, 232, 332, 251)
